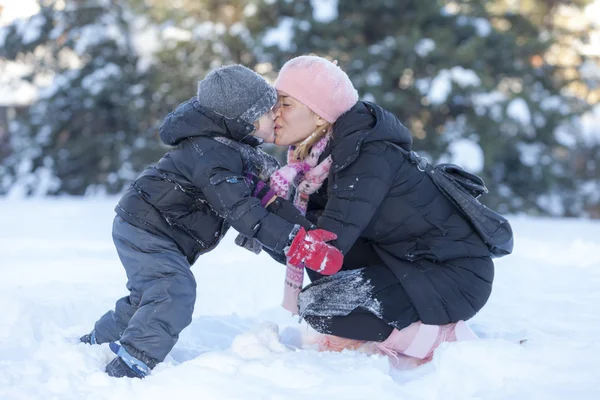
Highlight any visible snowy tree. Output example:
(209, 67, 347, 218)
(0, 0, 282, 195)
(124, 0, 281, 132)
(0, 0, 157, 195)
(0, 0, 597, 217)
(260, 0, 597, 216)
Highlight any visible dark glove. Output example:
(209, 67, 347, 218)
(285, 227, 343, 275)
(245, 173, 277, 207)
(234, 234, 262, 254)
(267, 197, 316, 231)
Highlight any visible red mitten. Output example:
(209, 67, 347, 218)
(286, 227, 343, 275)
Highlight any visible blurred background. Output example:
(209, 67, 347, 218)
(0, 0, 598, 218)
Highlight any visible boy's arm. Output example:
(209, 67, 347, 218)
(201, 167, 294, 253)
(189, 144, 342, 275)
(189, 145, 296, 253)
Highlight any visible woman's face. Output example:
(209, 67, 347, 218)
(252, 109, 276, 143)
(273, 91, 325, 146)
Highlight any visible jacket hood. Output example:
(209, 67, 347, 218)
(159, 97, 262, 147)
(330, 101, 412, 172)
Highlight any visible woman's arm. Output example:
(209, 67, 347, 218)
(317, 144, 396, 254)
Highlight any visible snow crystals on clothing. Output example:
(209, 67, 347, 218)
(298, 269, 384, 320)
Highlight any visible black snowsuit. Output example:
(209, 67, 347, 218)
(292, 102, 494, 341)
(93, 98, 302, 367)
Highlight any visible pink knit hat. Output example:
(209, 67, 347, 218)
(274, 55, 359, 123)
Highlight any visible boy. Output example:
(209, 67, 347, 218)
(80, 65, 342, 378)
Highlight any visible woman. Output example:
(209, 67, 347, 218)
(264, 55, 494, 363)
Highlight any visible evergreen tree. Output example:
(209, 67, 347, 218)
(1, 0, 596, 217)
(125, 0, 280, 127)
(0, 0, 154, 195)
(0, 0, 283, 195)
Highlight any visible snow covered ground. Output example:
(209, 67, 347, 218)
(0, 197, 599, 399)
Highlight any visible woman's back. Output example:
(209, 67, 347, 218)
(312, 102, 489, 262)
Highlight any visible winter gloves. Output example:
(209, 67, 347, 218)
(285, 227, 343, 275)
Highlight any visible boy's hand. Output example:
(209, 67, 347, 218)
(245, 173, 277, 207)
(244, 172, 260, 189)
(286, 227, 343, 275)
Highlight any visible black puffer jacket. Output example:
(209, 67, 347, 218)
(116, 98, 297, 264)
(303, 101, 494, 324)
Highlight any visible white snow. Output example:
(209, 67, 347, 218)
(414, 38, 436, 57)
(540, 95, 568, 114)
(192, 21, 225, 39)
(243, 3, 258, 17)
(0, 25, 7, 47)
(129, 18, 161, 73)
(81, 63, 121, 96)
(0, 62, 38, 106)
(366, 71, 382, 86)
(162, 26, 193, 42)
(441, 2, 460, 16)
(472, 91, 506, 122)
(554, 123, 578, 148)
(37, 70, 79, 99)
(310, 0, 338, 23)
(0, 4, 44, 106)
(368, 36, 396, 56)
(586, 0, 600, 18)
(1, 198, 599, 399)
(516, 142, 545, 167)
(73, 24, 108, 55)
(456, 16, 492, 37)
(447, 139, 485, 173)
(450, 67, 481, 87)
(580, 103, 600, 144)
(0, 0, 40, 27)
(426, 75, 452, 105)
(14, 13, 45, 45)
(471, 18, 492, 37)
(262, 17, 294, 51)
(580, 59, 600, 83)
(419, 68, 481, 105)
(506, 98, 532, 126)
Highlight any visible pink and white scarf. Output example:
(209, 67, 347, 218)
(269, 132, 333, 314)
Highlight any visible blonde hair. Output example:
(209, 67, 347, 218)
(293, 122, 332, 161)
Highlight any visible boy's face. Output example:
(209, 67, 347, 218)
(253, 109, 276, 143)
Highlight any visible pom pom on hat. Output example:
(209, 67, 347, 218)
(274, 56, 358, 123)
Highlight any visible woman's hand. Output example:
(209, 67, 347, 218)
(285, 227, 343, 275)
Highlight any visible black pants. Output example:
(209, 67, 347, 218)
(299, 265, 419, 342)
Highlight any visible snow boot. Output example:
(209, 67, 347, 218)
(79, 330, 98, 345)
(105, 342, 150, 379)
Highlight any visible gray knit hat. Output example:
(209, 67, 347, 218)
(197, 65, 277, 124)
